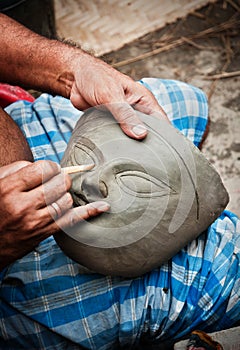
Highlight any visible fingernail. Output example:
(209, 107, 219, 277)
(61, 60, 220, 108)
(90, 201, 110, 211)
(132, 124, 147, 136)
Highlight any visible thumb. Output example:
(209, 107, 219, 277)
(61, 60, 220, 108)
(107, 102, 147, 140)
(0, 160, 32, 179)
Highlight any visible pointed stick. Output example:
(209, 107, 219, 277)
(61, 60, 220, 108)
(62, 164, 94, 174)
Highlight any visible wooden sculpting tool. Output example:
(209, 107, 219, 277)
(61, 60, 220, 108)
(62, 164, 94, 174)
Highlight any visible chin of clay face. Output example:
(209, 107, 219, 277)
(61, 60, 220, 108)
(55, 108, 229, 277)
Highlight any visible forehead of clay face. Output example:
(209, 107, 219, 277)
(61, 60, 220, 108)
(61, 108, 201, 248)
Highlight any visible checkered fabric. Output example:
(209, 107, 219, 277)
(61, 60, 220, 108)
(0, 79, 239, 350)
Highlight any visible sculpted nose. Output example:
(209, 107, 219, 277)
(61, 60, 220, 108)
(81, 172, 108, 202)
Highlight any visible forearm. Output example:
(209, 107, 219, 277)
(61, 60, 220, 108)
(0, 108, 33, 166)
(0, 14, 168, 139)
(0, 13, 87, 98)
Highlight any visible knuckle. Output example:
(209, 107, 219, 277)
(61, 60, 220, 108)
(60, 173, 72, 191)
(71, 205, 90, 225)
(35, 190, 46, 208)
(59, 202, 97, 229)
(55, 173, 72, 193)
(35, 160, 60, 180)
(37, 160, 59, 171)
(43, 176, 71, 204)
(0, 179, 11, 196)
(119, 109, 136, 125)
(65, 174, 72, 190)
(28, 160, 43, 174)
(85, 203, 97, 217)
(68, 211, 80, 227)
(22, 219, 35, 232)
(66, 192, 73, 207)
(84, 205, 91, 217)
(11, 202, 28, 218)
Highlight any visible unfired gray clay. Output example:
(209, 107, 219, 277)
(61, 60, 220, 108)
(55, 108, 229, 277)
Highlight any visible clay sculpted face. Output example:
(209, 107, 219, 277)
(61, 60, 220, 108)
(55, 108, 229, 277)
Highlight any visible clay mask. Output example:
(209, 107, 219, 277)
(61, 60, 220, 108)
(55, 108, 229, 277)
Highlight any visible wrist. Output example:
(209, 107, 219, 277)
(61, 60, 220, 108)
(0, 13, 90, 99)
(54, 45, 91, 99)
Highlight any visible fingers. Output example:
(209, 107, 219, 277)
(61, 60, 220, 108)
(47, 192, 73, 221)
(107, 102, 147, 139)
(107, 98, 169, 140)
(105, 81, 170, 138)
(134, 101, 170, 124)
(32, 170, 72, 208)
(39, 198, 109, 231)
(15, 195, 109, 239)
(0, 160, 72, 228)
(0, 160, 32, 179)
(126, 82, 170, 124)
(0, 160, 92, 205)
(70, 85, 92, 110)
(70, 56, 170, 138)
(1, 160, 61, 192)
(49, 201, 110, 234)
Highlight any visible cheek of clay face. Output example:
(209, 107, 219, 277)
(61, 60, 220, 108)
(55, 108, 229, 277)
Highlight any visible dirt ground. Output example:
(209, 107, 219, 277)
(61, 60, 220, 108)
(102, 0, 240, 216)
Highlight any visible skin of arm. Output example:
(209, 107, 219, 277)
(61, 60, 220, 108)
(0, 13, 169, 139)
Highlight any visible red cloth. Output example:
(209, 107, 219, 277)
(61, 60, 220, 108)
(0, 83, 35, 108)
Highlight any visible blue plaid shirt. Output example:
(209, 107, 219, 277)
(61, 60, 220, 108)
(0, 79, 239, 349)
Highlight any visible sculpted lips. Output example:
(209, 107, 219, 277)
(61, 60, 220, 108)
(72, 191, 89, 206)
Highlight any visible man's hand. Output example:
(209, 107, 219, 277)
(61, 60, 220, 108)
(0, 160, 109, 270)
(0, 14, 169, 140)
(70, 54, 169, 139)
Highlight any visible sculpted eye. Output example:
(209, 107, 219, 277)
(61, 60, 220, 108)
(72, 138, 104, 167)
(74, 144, 96, 165)
(116, 170, 173, 198)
